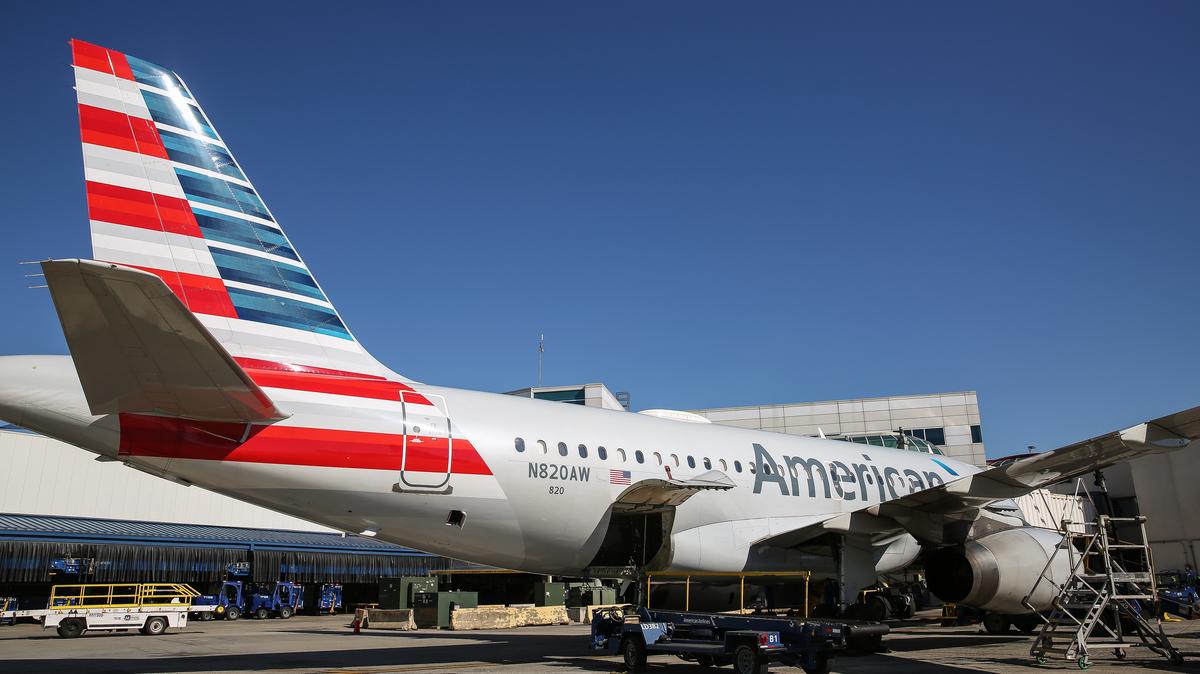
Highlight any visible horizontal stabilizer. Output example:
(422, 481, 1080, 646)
(42, 259, 288, 423)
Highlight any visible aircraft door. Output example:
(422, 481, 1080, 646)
(398, 391, 453, 493)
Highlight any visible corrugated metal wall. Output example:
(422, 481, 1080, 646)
(0, 541, 454, 584)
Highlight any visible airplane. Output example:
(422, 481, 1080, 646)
(1, 40, 1196, 617)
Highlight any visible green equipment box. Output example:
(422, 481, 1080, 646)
(568, 585, 616, 607)
(412, 590, 479, 628)
(533, 581, 566, 606)
(378, 576, 438, 610)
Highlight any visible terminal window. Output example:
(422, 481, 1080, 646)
(904, 427, 946, 446)
(971, 425, 983, 444)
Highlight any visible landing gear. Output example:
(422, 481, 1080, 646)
(983, 613, 1011, 634)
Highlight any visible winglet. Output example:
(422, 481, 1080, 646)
(42, 259, 288, 423)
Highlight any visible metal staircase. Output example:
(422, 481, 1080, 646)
(1024, 477, 1182, 669)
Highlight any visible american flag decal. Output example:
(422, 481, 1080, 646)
(609, 469, 631, 485)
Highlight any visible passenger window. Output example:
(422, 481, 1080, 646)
(515, 438, 525, 453)
(537, 440, 548, 455)
(763, 464, 772, 475)
(719, 459, 727, 471)
(703, 458, 712, 470)
(687, 456, 696, 469)
(653, 452, 662, 465)
(777, 464, 784, 476)
(617, 448, 627, 462)
(558, 442, 568, 457)
(734, 460, 743, 473)
(578, 444, 588, 458)
(598, 446, 608, 460)
(749, 462, 756, 474)
(635, 450, 644, 464)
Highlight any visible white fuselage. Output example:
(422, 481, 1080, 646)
(0, 355, 977, 577)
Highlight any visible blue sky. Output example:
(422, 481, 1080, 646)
(1, 1, 1197, 457)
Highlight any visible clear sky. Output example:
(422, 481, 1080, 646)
(1, 2, 1197, 458)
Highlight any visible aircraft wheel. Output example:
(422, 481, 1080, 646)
(983, 613, 1011, 634)
(621, 636, 647, 672)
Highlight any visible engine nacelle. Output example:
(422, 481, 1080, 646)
(925, 527, 1069, 613)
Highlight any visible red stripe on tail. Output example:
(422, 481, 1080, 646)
(79, 104, 168, 159)
(86, 181, 202, 238)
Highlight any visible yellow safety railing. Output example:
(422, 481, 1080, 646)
(645, 571, 811, 617)
(49, 583, 200, 610)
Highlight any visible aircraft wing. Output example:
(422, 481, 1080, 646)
(757, 405, 1200, 547)
(42, 259, 288, 423)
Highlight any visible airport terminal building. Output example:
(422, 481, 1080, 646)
(689, 391, 987, 467)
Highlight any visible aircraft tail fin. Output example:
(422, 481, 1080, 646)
(69, 39, 397, 380)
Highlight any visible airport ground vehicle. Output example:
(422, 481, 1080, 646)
(314, 583, 344, 614)
(0, 583, 213, 638)
(591, 605, 877, 674)
(247, 581, 302, 619)
(190, 580, 246, 620)
(1157, 572, 1199, 619)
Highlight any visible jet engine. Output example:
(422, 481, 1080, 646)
(924, 527, 1069, 613)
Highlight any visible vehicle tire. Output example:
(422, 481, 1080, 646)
(256, 607, 269, 620)
(898, 598, 916, 620)
(982, 613, 1011, 634)
(56, 619, 85, 639)
(733, 644, 767, 674)
(279, 606, 294, 619)
(695, 654, 715, 668)
(226, 606, 240, 621)
(802, 654, 833, 674)
(621, 637, 647, 672)
(141, 616, 168, 636)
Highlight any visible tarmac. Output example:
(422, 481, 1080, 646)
(1, 610, 1199, 673)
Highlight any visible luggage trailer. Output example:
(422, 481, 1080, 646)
(592, 605, 887, 674)
(0, 583, 217, 638)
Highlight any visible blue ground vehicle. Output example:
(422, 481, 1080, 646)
(1158, 571, 1200, 619)
(317, 583, 343, 614)
(191, 580, 246, 621)
(592, 605, 876, 674)
(246, 581, 302, 619)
